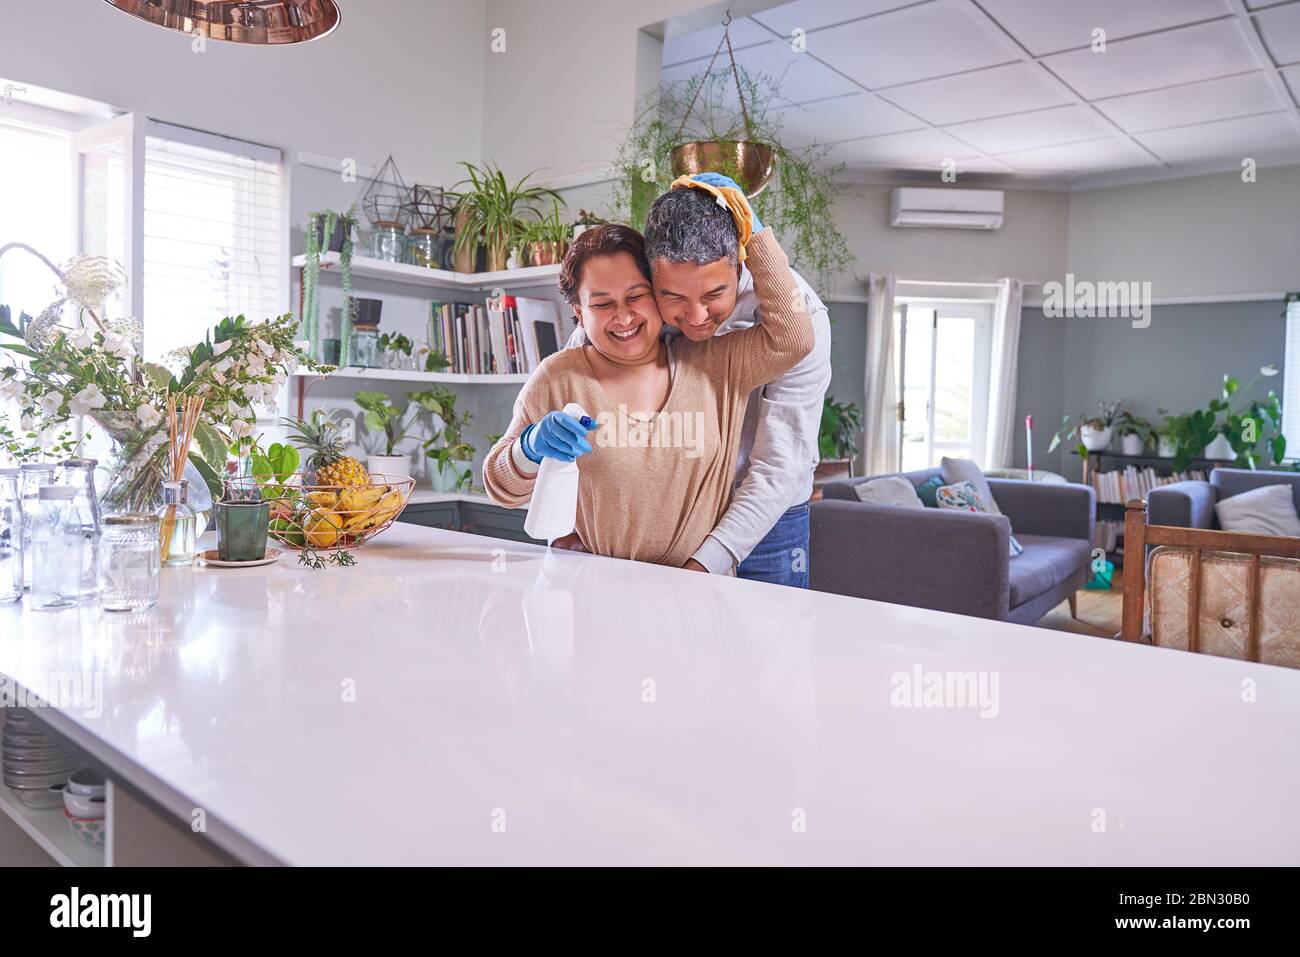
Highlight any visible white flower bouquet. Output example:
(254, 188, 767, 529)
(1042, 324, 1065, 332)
(0, 242, 330, 512)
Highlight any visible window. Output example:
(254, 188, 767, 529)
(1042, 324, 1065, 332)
(141, 124, 284, 360)
(1282, 296, 1300, 461)
(0, 116, 72, 314)
(893, 299, 993, 471)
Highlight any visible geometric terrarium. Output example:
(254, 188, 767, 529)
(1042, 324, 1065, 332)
(402, 184, 451, 232)
(360, 154, 410, 228)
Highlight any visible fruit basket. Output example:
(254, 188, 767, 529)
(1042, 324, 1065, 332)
(224, 473, 415, 551)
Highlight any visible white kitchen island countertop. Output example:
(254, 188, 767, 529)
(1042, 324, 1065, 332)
(1, 523, 1298, 865)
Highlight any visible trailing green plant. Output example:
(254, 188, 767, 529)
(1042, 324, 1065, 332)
(449, 162, 561, 268)
(818, 397, 861, 461)
(302, 206, 357, 364)
(1048, 401, 1124, 458)
(421, 386, 475, 490)
(611, 64, 853, 294)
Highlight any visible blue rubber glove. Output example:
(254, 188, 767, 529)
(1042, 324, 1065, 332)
(520, 411, 597, 464)
(690, 172, 763, 231)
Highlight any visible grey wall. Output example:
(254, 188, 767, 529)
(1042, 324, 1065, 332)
(823, 301, 868, 472)
(1015, 299, 1287, 481)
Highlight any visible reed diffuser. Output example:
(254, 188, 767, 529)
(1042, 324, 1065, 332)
(157, 395, 204, 566)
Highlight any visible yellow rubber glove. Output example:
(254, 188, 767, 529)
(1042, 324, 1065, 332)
(669, 174, 755, 264)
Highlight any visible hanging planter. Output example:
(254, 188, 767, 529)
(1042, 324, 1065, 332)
(670, 141, 775, 198)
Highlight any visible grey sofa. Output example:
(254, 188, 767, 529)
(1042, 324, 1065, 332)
(810, 468, 1095, 624)
(1147, 467, 1300, 529)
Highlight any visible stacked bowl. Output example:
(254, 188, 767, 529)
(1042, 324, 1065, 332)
(63, 768, 106, 847)
(1, 708, 81, 809)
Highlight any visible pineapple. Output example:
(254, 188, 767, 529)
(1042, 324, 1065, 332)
(284, 411, 370, 488)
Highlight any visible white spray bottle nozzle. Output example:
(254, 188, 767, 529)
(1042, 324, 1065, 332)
(524, 402, 591, 544)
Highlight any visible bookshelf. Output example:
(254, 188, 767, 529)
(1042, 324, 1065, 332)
(1083, 450, 1232, 566)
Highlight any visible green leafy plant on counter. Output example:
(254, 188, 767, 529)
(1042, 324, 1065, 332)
(449, 162, 561, 272)
(818, 397, 861, 461)
(611, 63, 853, 295)
(421, 386, 475, 491)
(355, 389, 443, 457)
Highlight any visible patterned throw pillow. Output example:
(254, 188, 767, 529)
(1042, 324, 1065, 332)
(936, 480, 1023, 557)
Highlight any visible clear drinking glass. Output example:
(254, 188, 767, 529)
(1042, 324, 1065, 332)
(18, 462, 56, 588)
(98, 513, 160, 611)
(30, 486, 84, 611)
(60, 457, 103, 598)
(0, 469, 22, 604)
(156, 480, 197, 567)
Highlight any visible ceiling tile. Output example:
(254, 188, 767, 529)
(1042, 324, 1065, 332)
(1283, 64, 1300, 103)
(1041, 19, 1261, 99)
(1135, 111, 1300, 162)
(751, 0, 916, 36)
(826, 128, 982, 168)
(943, 104, 1116, 153)
(661, 39, 859, 106)
(662, 16, 772, 66)
(880, 62, 1074, 124)
(996, 137, 1161, 172)
(1093, 72, 1284, 132)
(1255, 2, 1300, 66)
(774, 93, 922, 147)
(808, 0, 1020, 90)
(978, 0, 1234, 57)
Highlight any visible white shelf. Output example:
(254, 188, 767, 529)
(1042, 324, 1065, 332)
(0, 782, 104, 867)
(293, 252, 562, 291)
(293, 367, 528, 385)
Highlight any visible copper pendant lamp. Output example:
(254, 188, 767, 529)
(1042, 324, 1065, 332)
(102, 0, 341, 45)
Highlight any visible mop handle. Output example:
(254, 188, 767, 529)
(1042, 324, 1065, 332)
(1025, 414, 1034, 481)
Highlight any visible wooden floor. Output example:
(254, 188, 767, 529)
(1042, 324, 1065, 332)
(1036, 586, 1123, 638)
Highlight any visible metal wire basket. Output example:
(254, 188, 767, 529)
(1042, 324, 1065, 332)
(223, 473, 415, 551)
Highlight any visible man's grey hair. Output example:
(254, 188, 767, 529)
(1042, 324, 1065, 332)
(643, 187, 739, 268)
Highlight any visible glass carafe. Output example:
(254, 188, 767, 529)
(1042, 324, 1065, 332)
(0, 469, 21, 604)
(60, 457, 103, 598)
(156, 480, 197, 567)
(30, 486, 84, 611)
(18, 462, 56, 588)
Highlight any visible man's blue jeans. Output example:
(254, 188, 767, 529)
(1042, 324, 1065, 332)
(737, 500, 811, 588)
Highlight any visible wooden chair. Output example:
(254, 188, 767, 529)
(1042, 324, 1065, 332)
(1121, 499, 1300, 666)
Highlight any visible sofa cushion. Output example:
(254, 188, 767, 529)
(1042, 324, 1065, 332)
(941, 456, 1003, 515)
(915, 474, 945, 507)
(854, 474, 925, 508)
(1215, 483, 1300, 538)
(1008, 534, 1091, 607)
(937, 480, 1023, 557)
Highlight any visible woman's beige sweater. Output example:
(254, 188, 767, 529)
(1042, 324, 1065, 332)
(482, 229, 812, 568)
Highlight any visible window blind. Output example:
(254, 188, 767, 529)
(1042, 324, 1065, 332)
(142, 126, 283, 360)
(1282, 298, 1300, 462)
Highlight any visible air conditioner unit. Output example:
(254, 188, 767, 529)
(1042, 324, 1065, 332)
(889, 187, 1004, 229)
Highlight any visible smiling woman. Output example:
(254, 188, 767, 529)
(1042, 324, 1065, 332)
(482, 221, 813, 569)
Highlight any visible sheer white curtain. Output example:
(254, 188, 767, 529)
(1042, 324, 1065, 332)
(983, 277, 1024, 468)
(863, 273, 899, 476)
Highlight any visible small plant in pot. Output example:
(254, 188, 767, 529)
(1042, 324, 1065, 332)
(421, 387, 475, 492)
(816, 397, 861, 483)
(1049, 401, 1123, 457)
(519, 199, 572, 267)
(1113, 411, 1154, 456)
(354, 389, 441, 481)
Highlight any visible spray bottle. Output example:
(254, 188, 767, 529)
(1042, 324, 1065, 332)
(524, 403, 593, 543)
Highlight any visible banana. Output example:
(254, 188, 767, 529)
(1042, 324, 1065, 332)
(338, 485, 386, 514)
(306, 490, 338, 509)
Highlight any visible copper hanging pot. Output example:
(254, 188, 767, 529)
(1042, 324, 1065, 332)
(670, 141, 776, 198)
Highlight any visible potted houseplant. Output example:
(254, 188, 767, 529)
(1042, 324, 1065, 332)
(571, 209, 606, 241)
(612, 57, 852, 293)
(422, 387, 475, 492)
(1114, 411, 1153, 456)
(519, 199, 573, 266)
(815, 397, 861, 483)
(1049, 401, 1123, 456)
(449, 162, 560, 273)
(377, 332, 414, 370)
(354, 389, 443, 481)
(1159, 367, 1286, 470)
(302, 206, 357, 364)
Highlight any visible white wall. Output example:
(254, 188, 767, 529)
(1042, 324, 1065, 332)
(0, 0, 486, 185)
(1065, 165, 1300, 300)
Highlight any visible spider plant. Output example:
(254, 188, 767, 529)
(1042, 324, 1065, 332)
(518, 199, 573, 265)
(449, 162, 560, 272)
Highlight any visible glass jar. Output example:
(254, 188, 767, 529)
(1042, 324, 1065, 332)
(368, 222, 408, 263)
(352, 327, 379, 367)
(18, 462, 56, 587)
(407, 228, 441, 268)
(60, 457, 103, 598)
(30, 486, 85, 611)
(0, 468, 21, 604)
(156, 480, 197, 567)
(98, 513, 160, 611)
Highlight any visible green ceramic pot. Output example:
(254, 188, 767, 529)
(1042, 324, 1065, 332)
(216, 500, 271, 562)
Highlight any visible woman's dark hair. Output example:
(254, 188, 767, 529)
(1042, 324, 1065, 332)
(558, 224, 652, 306)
